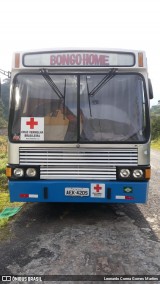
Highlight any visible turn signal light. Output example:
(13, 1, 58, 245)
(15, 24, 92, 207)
(145, 168, 151, 179)
(6, 167, 12, 177)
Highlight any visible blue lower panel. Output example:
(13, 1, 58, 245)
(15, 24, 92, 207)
(9, 180, 149, 204)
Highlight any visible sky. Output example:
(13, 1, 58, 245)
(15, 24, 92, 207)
(0, 0, 160, 106)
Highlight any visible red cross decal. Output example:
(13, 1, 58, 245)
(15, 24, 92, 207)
(26, 118, 38, 129)
(94, 184, 102, 193)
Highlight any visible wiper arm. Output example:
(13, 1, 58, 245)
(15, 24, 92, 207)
(40, 69, 67, 120)
(86, 76, 92, 117)
(40, 69, 64, 99)
(63, 79, 66, 119)
(89, 68, 118, 97)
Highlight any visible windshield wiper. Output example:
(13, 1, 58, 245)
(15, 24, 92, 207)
(63, 79, 66, 119)
(85, 68, 117, 117)
(40, 69, 64, 100)
(40, 69, 66, 119)
(88, 68, 118, 97)
(86, 76, 92, 117)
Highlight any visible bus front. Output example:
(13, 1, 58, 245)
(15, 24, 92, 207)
(6, 50, 151, 203)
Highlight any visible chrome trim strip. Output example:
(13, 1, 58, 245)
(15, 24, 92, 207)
(19, 147, 138, 180)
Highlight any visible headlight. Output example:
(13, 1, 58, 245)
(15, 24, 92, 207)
(119, 169, 130, 178)
(13, 168, 24, 177)
(26, 168, 37, 177)
(133, 169, 143, 178)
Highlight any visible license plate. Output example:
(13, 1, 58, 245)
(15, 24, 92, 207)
(65, 187, 89, 197)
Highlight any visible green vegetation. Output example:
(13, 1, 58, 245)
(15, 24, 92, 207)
(150, 102, 160, 116)
(0, 136, 9, 227)
(151, 116, 160, 140)
(0, 79, 10, 229)
(0, 100, 7, 128)
(0, 135, 23, 228)
(0, 78, 9, 128)
(1, 78, 10, 121)
(151, 140, 160, 150)
(0, 193, 10, 227)
(0, 136, 8, 192)
(150, 102, 160, 148)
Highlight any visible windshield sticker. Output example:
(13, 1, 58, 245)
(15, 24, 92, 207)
(20, 117, 44, 140)
(91, 183, 105, 198)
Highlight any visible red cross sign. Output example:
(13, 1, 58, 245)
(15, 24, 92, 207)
(21, 117, 44, 141)
(26, 117, 38, 129)
(94, 184, 102, 192)
(91, 183, 105, 198)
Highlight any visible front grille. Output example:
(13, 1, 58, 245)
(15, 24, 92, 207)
(19, 147, 138, 180)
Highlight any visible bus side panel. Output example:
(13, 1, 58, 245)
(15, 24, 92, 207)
(9, 180, 149, 204)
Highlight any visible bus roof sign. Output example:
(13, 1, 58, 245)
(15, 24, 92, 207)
(23, 51, 135, 67)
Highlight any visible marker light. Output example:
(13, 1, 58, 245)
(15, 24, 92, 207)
(26, 168, 37, 177)
(133, 169, 143, 178)
(15, 53, 20, 68)
(138, 52, 143, 67)
(120, 169, 130, 178)
(13, 168, 24, 177)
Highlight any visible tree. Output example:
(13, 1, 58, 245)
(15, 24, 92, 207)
(0, 99, 7, 127)
(151, 116, 160, 140)
(1, 78, 10, 121)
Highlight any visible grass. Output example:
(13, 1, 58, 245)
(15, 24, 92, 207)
(0, 135, 23, 228)
(0, 192, 23, 227)
(151, 139, 160, 150)
(0, 193, 10, 227)
(0, 136, 9, 228)
(0, 135, 8, 193)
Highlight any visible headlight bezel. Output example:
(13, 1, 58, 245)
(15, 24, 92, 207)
(117, 167, 150, 181)
(119, 169, 131, 178)
(13, 168, 24, 177)
(26, 168, 37, 177)
(7, 165, 40, 180)
(133, 169, 144, 179)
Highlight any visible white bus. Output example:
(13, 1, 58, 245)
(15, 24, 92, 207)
(6, 49, 153, 203)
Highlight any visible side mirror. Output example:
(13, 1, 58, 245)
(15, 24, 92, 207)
(148, 78, 153, 99)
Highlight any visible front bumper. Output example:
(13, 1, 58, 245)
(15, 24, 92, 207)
(9, 180, 149, 203)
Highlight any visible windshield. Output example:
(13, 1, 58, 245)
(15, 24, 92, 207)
(9, 73, 148, 143)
